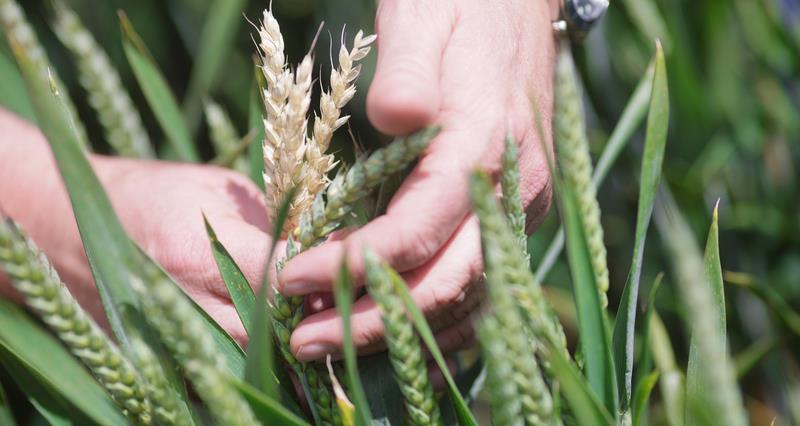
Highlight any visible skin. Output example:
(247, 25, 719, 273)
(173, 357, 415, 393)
(0, 0, 558, 362)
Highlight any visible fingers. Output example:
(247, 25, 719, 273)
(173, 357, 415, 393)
(278, 128, 494, 296)
(366, 0, 455, 135)
(289, 217, 483, 362)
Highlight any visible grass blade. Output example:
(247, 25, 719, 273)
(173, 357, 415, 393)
(245, 187, 294, 399)
(392, 266, 479, 426)
(0, 299, 128, 425)
(0, 375, 12, 426)
(648, 312, 684, 426)
(119, 12, 199, 162)
(231, 379, 309, 426)
(204, 215, 256, 334)
(631, 371, 659, 426)
(632, 274, 662, 405)
(9, 33, 244, 378)
(655, 190, 746, 426)
(558, 177, 619, 415)
(248, 65, 266, 189)
(0, 44, 35, 123)
(543, 338, 614, 426)
(182, 0, 248, 132)
(535, 59, 655, 283)
(333, 260, 373, 426)
(612, 40, 669, 411)
(725, 271, 800, 337)
(685, 202, 728, 424)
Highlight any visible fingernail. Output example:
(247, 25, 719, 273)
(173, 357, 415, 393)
(283, 281, 317, 296)
(296, 343, 337, 361)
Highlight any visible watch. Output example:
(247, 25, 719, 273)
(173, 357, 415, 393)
(553, 0, 609, 40)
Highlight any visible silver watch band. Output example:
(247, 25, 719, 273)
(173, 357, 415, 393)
(553, 0, 609, 39)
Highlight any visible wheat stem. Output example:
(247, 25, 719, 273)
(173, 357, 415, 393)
(51, 1, 153, 158)
(0, 219, 152, 424)
(364, 251, 442, 426)
(554, 44, 610, 308)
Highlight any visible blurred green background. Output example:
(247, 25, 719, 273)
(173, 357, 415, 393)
(1, 0, 798, 424)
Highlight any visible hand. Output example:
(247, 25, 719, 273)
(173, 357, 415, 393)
(278, 0, 557, 361)
(0, 110, 270, 342)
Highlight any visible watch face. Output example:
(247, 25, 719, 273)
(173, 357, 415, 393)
(565, 0, 609, 30)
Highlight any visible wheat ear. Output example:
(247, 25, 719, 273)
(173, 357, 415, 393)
(364, 251, 442, 426)
(131, 263, 257, 426)
(0, 0, 88, 148)
(470, 171, 561, 425)
(51, 1, 153, 158)
(304, 30, 376, 200)
(204, 100, 249, 173)
(294, 127, 438, 248)
(128, 338, 193, 426)
(469, 171, 567, 356)
(500, 136, 528, 260)
(479, 317, 524, 426)
(554, 44, 610, 308)
(0, 219, 152, 424)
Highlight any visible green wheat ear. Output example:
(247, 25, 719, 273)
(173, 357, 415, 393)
(554, 43, 610, 308)
(131, 263, 257, 426)
(469, 170, 566, 425)
(294, 127, 439, 248)
(500, 136, 528, 260)
(469, 171, 568, 357)
(205, 99, 250, 174)
(0, 0, 88, 149)
(364, 250, 442, 426)
(0, 219, 152, 425)
(50, 0, 154, 158)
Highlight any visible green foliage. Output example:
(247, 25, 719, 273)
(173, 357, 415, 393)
(0, 0, 796, 424)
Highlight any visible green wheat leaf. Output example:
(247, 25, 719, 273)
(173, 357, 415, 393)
(612, 40, 669, 411)
(119, 12, 199, 162)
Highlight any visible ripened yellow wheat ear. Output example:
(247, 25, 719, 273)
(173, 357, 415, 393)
(258, 7, 375, 236)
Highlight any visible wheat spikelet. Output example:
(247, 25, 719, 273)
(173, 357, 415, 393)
(470, 171, 564, 424)
(364, 251, 441, 426)
(0, 219, 152, 424)
(554, 44, 610, 308)
(51, 1, 153, 158)
(0, 0, 88, 148)
(131, 263, 257, 426)
(295, 127, 438, 248)
(500, 136, 528, 260)
(479, 317, 524, 426)
(304, 31, 376, 199)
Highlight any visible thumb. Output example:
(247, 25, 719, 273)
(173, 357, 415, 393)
(366, 0, 454, 135)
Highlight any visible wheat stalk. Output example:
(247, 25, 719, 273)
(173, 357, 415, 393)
(131, 263, 257, 426)
(364, 250, 442, 426)
(0, 219, 153, 424)
(0, 0, 88, 148)
(554, 44, 610, 308)
(51, 0, 154, 158)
